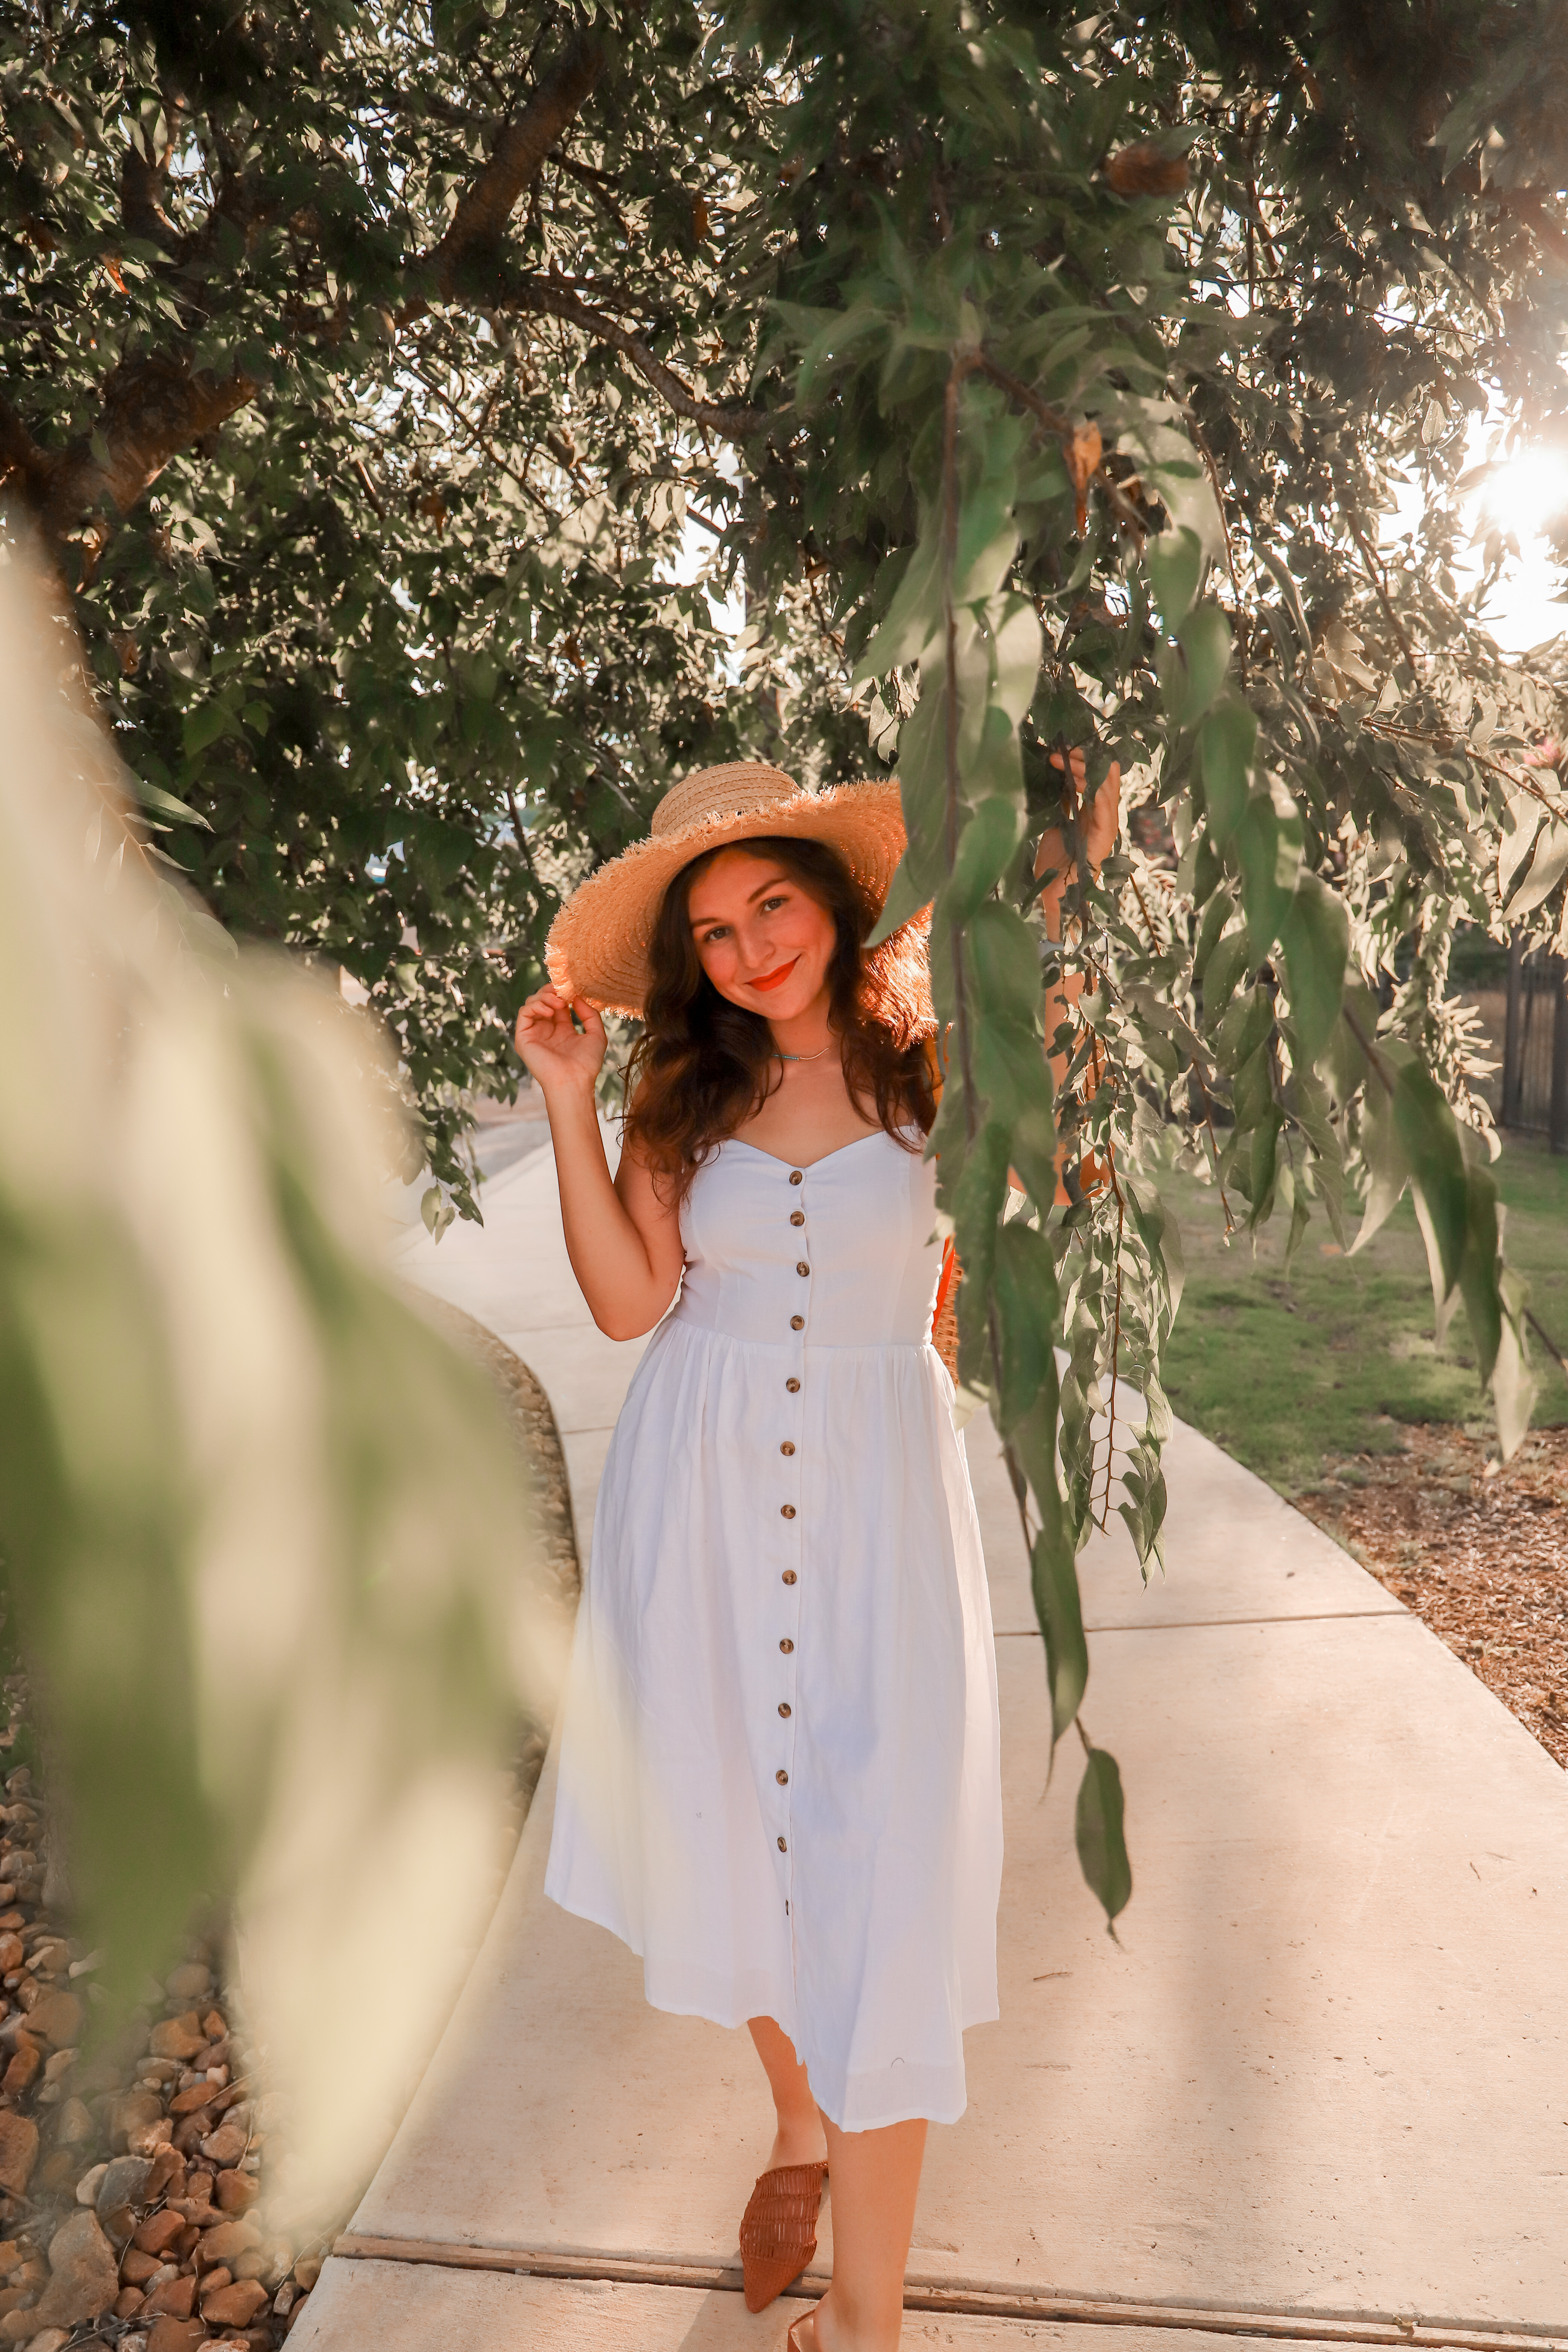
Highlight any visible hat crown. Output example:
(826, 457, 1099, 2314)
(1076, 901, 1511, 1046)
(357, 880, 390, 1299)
(650, 761, 803, 839)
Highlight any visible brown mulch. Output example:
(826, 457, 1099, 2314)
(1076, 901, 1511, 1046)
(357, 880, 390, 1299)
(1297, 1424, 1568, 1767)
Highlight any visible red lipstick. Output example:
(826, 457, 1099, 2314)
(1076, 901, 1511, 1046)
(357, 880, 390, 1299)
(750, 958, 799, 994)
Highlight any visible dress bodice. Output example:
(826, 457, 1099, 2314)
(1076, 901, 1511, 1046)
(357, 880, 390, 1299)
(672, 1128, 943, 1350)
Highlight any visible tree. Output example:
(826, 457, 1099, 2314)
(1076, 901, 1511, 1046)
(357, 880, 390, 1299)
(6, 0, 1568, 1924)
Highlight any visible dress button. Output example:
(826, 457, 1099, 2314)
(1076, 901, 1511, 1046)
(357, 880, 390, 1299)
(796, 1261, 810, 1277)
(786, 1377, 800, 1393)
(790, 1315, 804, 1331)
(782, 1570, 797, 1585)
(778, 1702, 791, 1717)
(781, 1504, 796, 1519)
(776, 1769, 789, 1785)
(780, 1638, 794, 1653)
(778, 1836, 788, 1851)
(790, 1210, 805, 1227)
(789, 1170, 804, 1185)
(781, 1441, 795, 1456)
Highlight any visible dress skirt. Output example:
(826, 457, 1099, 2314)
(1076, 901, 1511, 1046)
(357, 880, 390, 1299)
(544, 1128, 1004, 2131)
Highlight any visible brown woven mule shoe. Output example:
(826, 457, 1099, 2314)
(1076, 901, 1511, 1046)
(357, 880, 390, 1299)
(738, 2159, 828, 2313)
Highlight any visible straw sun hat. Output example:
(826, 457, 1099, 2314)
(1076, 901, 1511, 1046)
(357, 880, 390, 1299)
(544, 762, 911, 1017)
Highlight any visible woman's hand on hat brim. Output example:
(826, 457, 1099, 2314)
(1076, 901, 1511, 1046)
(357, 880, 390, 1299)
(514, 982, 606, 1095)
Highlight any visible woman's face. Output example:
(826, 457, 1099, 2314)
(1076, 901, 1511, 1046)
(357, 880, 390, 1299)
(685, 847, 838, 1023)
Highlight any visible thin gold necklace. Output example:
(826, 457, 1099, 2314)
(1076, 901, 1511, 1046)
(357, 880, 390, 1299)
(776, 1041, 833, 1062)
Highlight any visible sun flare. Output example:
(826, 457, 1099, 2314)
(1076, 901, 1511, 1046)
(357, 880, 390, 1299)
(1480, 449, 1568, 541)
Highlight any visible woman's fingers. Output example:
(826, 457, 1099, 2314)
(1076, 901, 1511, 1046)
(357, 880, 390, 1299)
(515, 983, 572, 1037)
(518, 983, 565, 1020)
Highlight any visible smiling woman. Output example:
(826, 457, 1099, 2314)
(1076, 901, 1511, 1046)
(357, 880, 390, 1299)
(512, 762, 1005, 2352)
(626, 834, 937, 1194)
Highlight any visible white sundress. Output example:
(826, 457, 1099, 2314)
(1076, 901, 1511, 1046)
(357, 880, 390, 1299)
(543, 1125, 1004, 2132)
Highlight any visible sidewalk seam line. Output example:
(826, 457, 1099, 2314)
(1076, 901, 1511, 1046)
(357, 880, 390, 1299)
(997, 1609, 1410, 1635)
(329, 2237, 1568, 2346)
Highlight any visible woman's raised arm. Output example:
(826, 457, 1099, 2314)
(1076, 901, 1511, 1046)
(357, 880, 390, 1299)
(514, 985, 686, 1341)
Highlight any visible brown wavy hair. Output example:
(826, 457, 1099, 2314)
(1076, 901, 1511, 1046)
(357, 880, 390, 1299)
(623, 834, 937, 1199)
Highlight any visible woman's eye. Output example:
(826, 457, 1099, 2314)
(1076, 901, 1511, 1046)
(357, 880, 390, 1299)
(761, 895, 788, 914)
(698, 925, 727, 944)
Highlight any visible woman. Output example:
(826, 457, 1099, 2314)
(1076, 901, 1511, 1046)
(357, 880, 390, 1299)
(514, 755, 1114, 2352)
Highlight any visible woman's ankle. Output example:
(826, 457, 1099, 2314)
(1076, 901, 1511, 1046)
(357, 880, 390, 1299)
(767, 2110, 829, 2170)
(812, 2286, 903, 2352)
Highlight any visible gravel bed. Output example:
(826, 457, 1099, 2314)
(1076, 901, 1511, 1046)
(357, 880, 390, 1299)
(1297, 1423, 1568, 1767)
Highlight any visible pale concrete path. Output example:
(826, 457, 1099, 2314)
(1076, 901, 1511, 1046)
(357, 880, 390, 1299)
(296, 1142, 1568, 2352)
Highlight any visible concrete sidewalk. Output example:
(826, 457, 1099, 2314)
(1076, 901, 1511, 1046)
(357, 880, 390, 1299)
(297, 1143, 1568, 2352)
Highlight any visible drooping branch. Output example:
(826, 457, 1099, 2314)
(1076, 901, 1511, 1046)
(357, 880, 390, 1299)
(487, 270, 773, 441)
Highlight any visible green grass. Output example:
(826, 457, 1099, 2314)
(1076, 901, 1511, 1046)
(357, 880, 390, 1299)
(1156, 1133, 1568, 1495)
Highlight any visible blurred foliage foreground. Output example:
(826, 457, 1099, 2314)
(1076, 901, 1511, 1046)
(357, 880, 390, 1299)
(0, 567, 564, 2236)
(9, 0, 1568, 1927)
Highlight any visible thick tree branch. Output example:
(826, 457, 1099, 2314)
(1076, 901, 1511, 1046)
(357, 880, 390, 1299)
(31, 360, 256, 551)
(4, 14, 769, 559)
(421, 24, 608, 302)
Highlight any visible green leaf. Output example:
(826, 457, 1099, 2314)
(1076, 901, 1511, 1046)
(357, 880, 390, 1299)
(1145, 523, 1204, 626)
(1212, 982, 1273, 1072)
(1497, 793, 1544, 902)
(1490, 1272, 1539, 1462)
(1456, 1164, 1504, 1384)
(420, 1184, 456, 1242)
(1200, 926, 1251, 1029)
(1192, 887, 1237, 984)
(1350, 1051, 1414, 1256)
(1233, 786, 1303, 960)
(989, 595, 1043, 726)
(1508, 818, 1568, 917)
(182, 701, 234, 758)
(869, 845, 938, 945)
(950, 1122, 1012, 1380)
(1169, 603, 1231, 728)
(1075, 1746, 1132, 1932)
(972, 1020, 1056, 1204)
(1278, 872, 1349, 1069)
(992, 1221, 1059, 1431)
(968, 900, 1042, 1024)
(1248, 1105, 1283, 1222)
(1032, 1521, 1089, 1742)
(1393, 1061, 1468, 1303)
(1197, 698, 1256, 844)
(1255, 547, 1313, 666)
(137, 782, 213, 831)
(853, 521, 943, 680)
(950, 796, 1026, 919)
